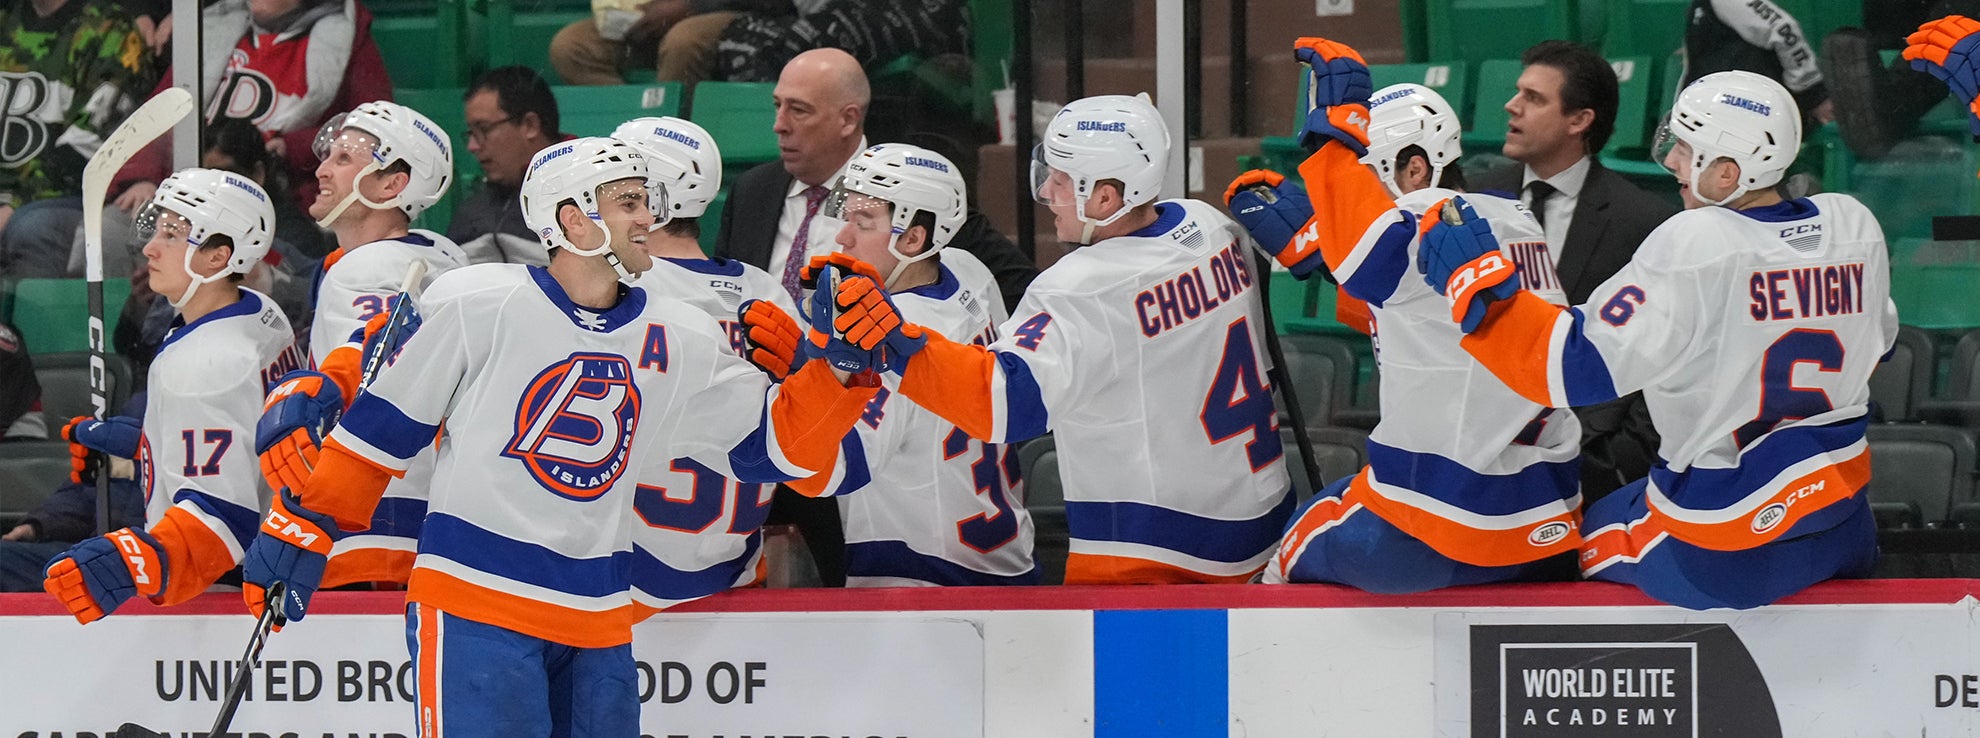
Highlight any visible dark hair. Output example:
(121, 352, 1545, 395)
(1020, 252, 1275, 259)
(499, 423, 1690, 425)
(1521, 40, 1619, 154)
(204, 118, 268, 177)
(468, 66, 559, 139)
(907, 210, 938, 253)
(1392, 145, 1468, 193)
(661, 217, 701, 240)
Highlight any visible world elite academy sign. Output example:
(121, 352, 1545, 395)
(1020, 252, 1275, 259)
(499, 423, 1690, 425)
(1468, 624, 1783, 737)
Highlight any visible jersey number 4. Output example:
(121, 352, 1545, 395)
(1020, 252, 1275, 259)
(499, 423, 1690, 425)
(1201, 318, 1284, 472)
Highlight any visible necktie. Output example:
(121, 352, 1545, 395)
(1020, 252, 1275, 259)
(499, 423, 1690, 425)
(1526, 180, 1558, 230)
(781, 185, 831, 303)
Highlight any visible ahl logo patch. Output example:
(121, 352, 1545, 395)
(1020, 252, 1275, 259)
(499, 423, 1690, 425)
(1527, 520, 1573, 547)
(504, 353, 643, 500)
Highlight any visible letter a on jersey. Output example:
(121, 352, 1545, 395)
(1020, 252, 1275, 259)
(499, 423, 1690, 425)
(504, 353, 644, 500)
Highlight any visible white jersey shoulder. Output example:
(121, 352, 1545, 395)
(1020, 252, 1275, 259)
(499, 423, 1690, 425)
(310, 230, 470, 362)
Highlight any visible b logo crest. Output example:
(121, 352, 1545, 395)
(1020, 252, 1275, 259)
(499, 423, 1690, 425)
(504, 353, 643, 500)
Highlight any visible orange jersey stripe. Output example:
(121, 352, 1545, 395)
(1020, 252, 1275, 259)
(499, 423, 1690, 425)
(1579, 513, 1666, 575)
(408, 568, 639, 649)
(1651, 452, 1872, 552)
(1460, 291, 1567, 407)
(1064, 553, 1263, 585)
(303, 438, 403, 532)
(1344, 470, 1583, 567)
(148, 506, 243, 606)
(1270, 494, 1361, 577)
(323, 548, 416, 589)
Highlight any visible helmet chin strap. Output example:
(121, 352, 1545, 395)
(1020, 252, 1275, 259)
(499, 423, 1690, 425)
(1688, 155, 1748, 207)
(315, 162, 404, 228)
(171, 243, 232, 310)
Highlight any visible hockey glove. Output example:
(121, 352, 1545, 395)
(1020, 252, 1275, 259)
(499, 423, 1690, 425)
(242, 488, 339, 627)
(801, 264, 882, 373)
(62, 415, 142, 484)
(1418, 197, 1519, 333)
(738, 299, 805, 380)
(798, 252, 885, 290)
(257, 371, 344, 494)
(1294, 37, 1374, 155)
(1906, 15, 1980, 136)
(833, 274, 927, 374)
(357, 296, 423, 383)
(1224, 169, 1333, 281)
(42, 526, 169, 624)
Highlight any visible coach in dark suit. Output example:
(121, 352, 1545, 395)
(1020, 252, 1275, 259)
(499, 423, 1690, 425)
(716, 48, 1037, 311)
(714, 49, 1037, 586)
(1474, 41, 1676, 500)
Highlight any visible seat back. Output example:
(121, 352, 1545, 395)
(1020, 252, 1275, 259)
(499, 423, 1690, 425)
(32, 352, 134, 423)
(553, 83, 687, 138)
(12, 280, 130, 355)
(688, 82, 781, 165)
(1426, 0, 1577, 66)
(1865, 424, 1976, 528)
(0, 441, 69, 524)
(1869, 325, 1935, 421)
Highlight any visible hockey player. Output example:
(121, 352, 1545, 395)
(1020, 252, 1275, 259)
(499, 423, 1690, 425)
(43, 168, 295, 623)
(1224, 70, 1584, 593)
(237, 137, 881, 733)
(257, 100, 466, 588)
(1418, 70, 1891, 609)
(773, 143, 1036, 586)
(610, 116, 794, 609)
(807, 95, 1293, 584)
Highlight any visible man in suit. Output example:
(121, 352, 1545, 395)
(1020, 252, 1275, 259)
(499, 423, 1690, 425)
(1473, 40, 1676, 501)
(716, 48, 1037, 586)
(716, 48, 1036, 310)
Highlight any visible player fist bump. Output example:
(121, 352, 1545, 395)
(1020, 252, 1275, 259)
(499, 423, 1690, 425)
(798, 252, 883, 290)
(1905, 16, 1980, 135)
(1294, 37, 1373, 154)
(242, 488, 340, 627)
(738, 299, 804, 380)
(1417, 197, 1519, 333)
(1224, 169, 1332, 281)
(831, 275, 926, 374)
(257, 371, 344, 494)
(42, 526, 168, 624)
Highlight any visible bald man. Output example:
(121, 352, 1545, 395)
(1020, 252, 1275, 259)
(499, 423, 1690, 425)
(715, 49, 1036, 588)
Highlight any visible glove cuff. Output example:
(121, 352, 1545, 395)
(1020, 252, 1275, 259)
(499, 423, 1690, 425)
(262, 490, 343, 555)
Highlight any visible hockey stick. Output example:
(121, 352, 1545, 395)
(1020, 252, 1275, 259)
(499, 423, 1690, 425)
(82, 88, 195, 535)
(1252, 250, 1325, 495)
(112, 583, 289, 738)
(358, 260, 429, 387)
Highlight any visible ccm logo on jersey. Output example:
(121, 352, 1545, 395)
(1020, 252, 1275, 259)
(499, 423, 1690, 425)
(1750, 480, 1826, 534)
(504, 353, 644, 500)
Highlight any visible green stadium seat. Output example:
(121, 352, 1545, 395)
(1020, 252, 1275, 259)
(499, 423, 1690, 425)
(394, 87, 473, 233)
(688, 82, 779, 165)
(1891, 239, 1980, 331)
(484, 5, 590, 85)
(1425, 0, 1578, 66)
(1464, 58, 1523, 151)
(1607, 56, 1656, 156)
(1400, 0, 1431, 62)
(33, 352, 134, 422)
(1847, 138, 1979, 241)
(553, 83, 685, 137)
(371, 1, 472, 89)
(11, 279, 129, 355)
(1603, 0, 1689, 57)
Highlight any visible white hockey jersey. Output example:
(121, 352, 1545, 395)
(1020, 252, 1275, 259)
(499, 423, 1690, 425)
(813, 253, 1037, 586)
(323, 264, 824, 648)
(896, 199, 1294, 584)
(627, 255, 792, 612)
(1277, 188, 1585, 571)
(309, 229, 467, 587)
(1459, 195, 1894, 565)
(137, 288, 299, 604)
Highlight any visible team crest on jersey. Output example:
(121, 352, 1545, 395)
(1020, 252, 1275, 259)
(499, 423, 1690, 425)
(503, 353, 643, 500)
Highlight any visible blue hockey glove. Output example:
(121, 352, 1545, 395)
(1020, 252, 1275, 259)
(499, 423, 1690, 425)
(1417, 197, 1519, 333)
(257, 370, 344, 494)
(1224, 169, 1333, 281)
(833, 274, 926, 374)
(242, 488, 339, 628)
(43, 527, 169, 625)
(1295, 37, 1374, 155)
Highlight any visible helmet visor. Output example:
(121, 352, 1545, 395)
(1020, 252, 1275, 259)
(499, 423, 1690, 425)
(1029, 144, 1076, 207)
(643, 181, 672, 227)
(134, 203, 190, 242)
(1651, 115, 1684, 176)
(313, 115, 382, 164)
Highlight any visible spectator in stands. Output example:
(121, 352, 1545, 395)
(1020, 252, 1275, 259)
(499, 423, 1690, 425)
(714, 0, 969, 83)
(72, 0, 392, 284)
(550, 0, 793, 87)
(1680, 0, 1834, 128)
(0, 394, 147, 593)
(0, 0, 156, 278)
(1824, 1, 1980, 158)
(445, 66, 572, 266)
(0, 322, 46, 440)
(715, 49, 1036, 587)
(1473, 40, 1675, 502)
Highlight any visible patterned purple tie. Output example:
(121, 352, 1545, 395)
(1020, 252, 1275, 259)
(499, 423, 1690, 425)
(782, 185, 831, 302)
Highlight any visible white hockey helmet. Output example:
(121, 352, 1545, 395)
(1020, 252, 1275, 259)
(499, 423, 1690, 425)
(311, 100, 455, 225)
(136, 167, 276, 309)
(1360, 83, 1462, 198)
(611, 116, 723, 222)
(1031, 93, 1169, 242)
(520, 137, 650, 281)
(1654, 70, 1802, 206)
(824, 143, 967, 287)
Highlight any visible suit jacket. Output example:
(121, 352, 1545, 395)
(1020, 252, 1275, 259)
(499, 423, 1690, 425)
(716, 160, 1039, 310)
(1474, 158, 1676, 500)
(1474, 159, 1678, 306)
